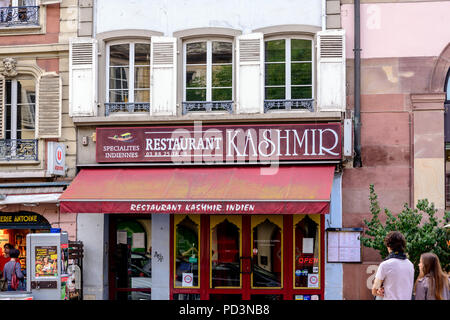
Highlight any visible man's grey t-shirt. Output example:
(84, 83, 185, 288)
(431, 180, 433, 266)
(374, 258, 414, 300)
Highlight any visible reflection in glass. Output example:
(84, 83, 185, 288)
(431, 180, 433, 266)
(212, 65, 232, 87)
(5, 78, 35, 140)
(265, 87, 285, 100)
(134, 43, 150, 65)
(135, 66, 150, 88)
(186, 42, 207, 64)
(186, 89, 206, 101)
(211, 219, 240, 288)
(175, 216, 199, 288)
(134, 90, 150, 103)
(110, 44, 129, 66)
(252, 219, 282, 288)
(212, 88, 232, 101)
(265, 40, 285, 62)
(186, 65, 207, 88)
(212, 42, 232, 63)
(291, 86, 312, 100)
(265, 63, 285, 86)
(291, 39, 312, 61)
(294, 216, 320, 288)
(291, 63, 312, 85)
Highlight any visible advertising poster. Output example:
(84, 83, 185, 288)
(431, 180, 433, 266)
(35, 246, 58, 277)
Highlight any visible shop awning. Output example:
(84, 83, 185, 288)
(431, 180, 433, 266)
(59, 166, 335, 215)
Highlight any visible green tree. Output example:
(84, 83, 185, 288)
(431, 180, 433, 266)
(361, 184, 450, 278)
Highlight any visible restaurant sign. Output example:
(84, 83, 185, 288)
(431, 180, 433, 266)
(96, 123, 341, 163)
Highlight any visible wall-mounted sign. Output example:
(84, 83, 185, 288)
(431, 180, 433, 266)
(0, 212, 51, 229)
(327, 228, 362, 263)
(47, 142, 66, 176)
(307, 274, 319, 288)
(96, 123, 341, 163)
(35, 246, 58, 278)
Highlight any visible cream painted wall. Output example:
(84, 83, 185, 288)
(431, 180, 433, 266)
(414, 158, 445, 210)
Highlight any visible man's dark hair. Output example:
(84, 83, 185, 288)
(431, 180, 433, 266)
(9, 248, 20, 259)
(384, 231, 406, 253)
(3, 243, 13, 250)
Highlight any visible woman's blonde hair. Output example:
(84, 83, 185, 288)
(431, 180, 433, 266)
(415, 252, 449, 300)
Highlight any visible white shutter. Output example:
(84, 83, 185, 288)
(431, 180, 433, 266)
(150, 37, 177, 116)
(69, 38, 97, 117)
(236, 33, 264, 114)
(317, 30, 346, 112)
(0, 75, 4, 139)
(38, 0, 62, 5)
(37, 73, 61, 138)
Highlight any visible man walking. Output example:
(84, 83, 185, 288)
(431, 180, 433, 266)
(372, 231, 414, 300)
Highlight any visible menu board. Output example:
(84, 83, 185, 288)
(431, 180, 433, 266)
(327, 231, 362, 263)
(35, 246, 58, 277)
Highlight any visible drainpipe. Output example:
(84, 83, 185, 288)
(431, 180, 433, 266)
(322, 0, 326, 31)
(353, 0, 362, 167)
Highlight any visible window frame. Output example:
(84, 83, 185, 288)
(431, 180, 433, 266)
(182, 37, 235, 104)
(264, 35, 315, 101)
(105, 40, 151, 105)
(5, 76, 37, 140)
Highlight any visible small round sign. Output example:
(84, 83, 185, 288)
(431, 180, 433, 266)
(309, 275, 318, 286)
(56, 145, 64, 165)
(295, 269, 301, 277)
(183, 274, 193, 284)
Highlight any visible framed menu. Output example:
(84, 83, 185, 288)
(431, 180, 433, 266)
(326, 228, 362, 263)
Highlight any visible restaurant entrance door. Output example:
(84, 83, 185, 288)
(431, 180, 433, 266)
(172, 214, 324, 300)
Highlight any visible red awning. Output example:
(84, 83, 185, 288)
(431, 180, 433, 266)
(59, 166, 335, 215)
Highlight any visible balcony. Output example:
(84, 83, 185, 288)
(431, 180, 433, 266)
(264, 99, 314, 112)
(0, 6, 39, 27)
(0, 139, 38, 161)
(182, 101, 233, 115)
(105, 102, 150, 116)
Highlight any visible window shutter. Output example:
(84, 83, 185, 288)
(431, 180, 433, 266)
(37, 73, 61, 138)
(317, 30, 346, 112)
(69, 38, 97, 117)
(150, 37, 177, 116)
(0, 75, 4, 139)
(236, 33, 264, 114)
(38, 0, 62, 5)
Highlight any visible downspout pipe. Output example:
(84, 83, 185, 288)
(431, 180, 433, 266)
(353, 0, 362, 167)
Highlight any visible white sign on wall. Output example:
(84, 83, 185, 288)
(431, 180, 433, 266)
(182, 273, 193, 287)
(307, 274, 319, 288)
(47, 142, 66, 176)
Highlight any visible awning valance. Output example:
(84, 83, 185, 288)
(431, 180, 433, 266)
(59, 166, 335, 215)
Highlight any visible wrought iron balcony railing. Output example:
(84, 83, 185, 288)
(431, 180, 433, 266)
(264, 99, 314, 112)
(0, 139, 38, 161)
(182, 101, 233, 115)
(105, 102, 150, 116)
(0, 6, 39, 27)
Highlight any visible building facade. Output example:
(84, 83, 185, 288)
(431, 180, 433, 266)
(0, 0, 83, 276)
(341, 0, 448, 299)
(60, 0, 350, 300)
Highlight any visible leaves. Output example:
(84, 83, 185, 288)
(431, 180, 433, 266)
(361, 185, 450, 278)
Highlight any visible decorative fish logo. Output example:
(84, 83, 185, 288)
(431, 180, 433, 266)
(108, 132, 134, 142)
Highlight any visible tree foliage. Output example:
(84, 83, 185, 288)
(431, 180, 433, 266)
(361, 184, 450, 277)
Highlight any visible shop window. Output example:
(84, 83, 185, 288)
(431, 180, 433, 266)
(293, 215, 320, 289)
(264, 37, 313, 111)
(174, 215, 200, 288)
(210, 216, 241, 288)
(251, 216, 283, 288)
(183, 40, 233, 114)
(106, 42, 151, 115)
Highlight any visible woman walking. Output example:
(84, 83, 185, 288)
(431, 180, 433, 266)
(2, 249, 24, 291)
(414, 252, 449, 300)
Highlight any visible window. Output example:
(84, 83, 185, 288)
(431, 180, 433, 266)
(106, 42, 151, 114)
(264, 37, 313, 111)
(0, 1, 39, 27)
(183, 40, 233, 113)
(1, 76, 37, 161)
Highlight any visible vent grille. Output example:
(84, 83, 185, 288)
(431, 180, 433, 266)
(71, 42, 93, 65)
(320, 35, 343, 59)
(153, 43, 173, 65)
(239, 39, 260, 62)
